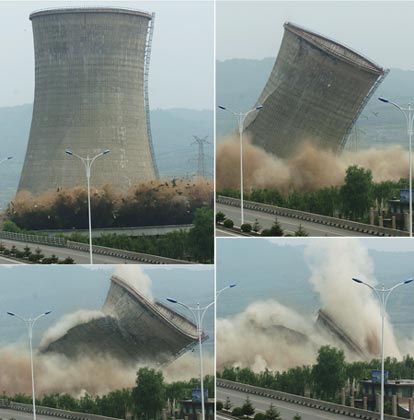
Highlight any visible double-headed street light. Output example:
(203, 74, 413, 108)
(378, 97, 413, 236)
(218, 105, 263, 226)
(167, 283, 236, 420)
(65, 149, 110, 264)
(7, 310, 52, 420)
(352, 277, 412, 420)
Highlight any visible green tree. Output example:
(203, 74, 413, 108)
(224, 396, 233, 410)
(264, 403, 282, 420)
(216, 211, 226, 223)
(312, 346, 346, 401)
(341, 165, 373, 220)
(294, 224, 308, 237)
(241, 396, 255, 416)
(132, 368, 166, 420)
(269, 218, 284, 236)
(188, 207, 213, 263)
(292, 415, 302, 420)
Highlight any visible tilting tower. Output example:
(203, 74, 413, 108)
(243, 22, 387, 158)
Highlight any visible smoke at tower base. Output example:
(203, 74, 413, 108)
(217, 239, 412, 372)
(216, 135, 409, 193)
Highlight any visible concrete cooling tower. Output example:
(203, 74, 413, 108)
(41, 275, 202, 365)
(243, 22, 387, 158)
(18, 7, 158, 195)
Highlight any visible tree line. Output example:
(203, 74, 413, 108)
(7, 179, 213, 230)
(218, 165, 408, 223)
(218, 346, 414, 402)
(3, 368, 214, 420)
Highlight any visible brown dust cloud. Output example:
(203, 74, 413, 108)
(216, 135, 409, 193)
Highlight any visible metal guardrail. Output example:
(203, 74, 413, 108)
(0, 399, 123, 420)
(217, 195, 408, 237)
(217, 379, 404, 420)
(0, 231, 190, 264)
(67, 241, 190, 264)
(0, 230, 66, 247)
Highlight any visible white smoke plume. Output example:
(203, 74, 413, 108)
(217, 300, 326, 371)
(113, 266, 154, 302)
(40, 310, 105, 349)
(217, 239, 405, 372)
(305, 239, 401, 359)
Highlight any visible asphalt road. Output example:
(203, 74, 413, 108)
(217, 387, 355, 420)
(0, 238, 134, 264)
(216, 203, 375, 237)
(0, 408, 61, 420)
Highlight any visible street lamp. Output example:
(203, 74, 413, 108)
(65, 149, 110, 264)
(218, 105, 263, 226)
(7, 310, 52, 420)
(167, 283, 236, 420)
(351, 277, 412, 420)
(378, 97, 413, 236)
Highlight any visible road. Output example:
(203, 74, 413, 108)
(0, 408, 61, 420)
(217, 387, 355, 420)
(216, 203, 375, 237)
(0, 238, 135, 264)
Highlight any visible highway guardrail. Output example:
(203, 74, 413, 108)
(217, 379, 404, 420)
(217, 196, 408, 237)
(0, 230, 66, 247)
(0, 399, 123, 420)
(67, 241, 190, 264)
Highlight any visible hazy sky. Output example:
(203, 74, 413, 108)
(0, 1, 213, 109)
(217, 1, 414, 70)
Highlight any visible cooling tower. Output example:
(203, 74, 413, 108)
(18, 7, 158, 195)
(41, 275, 201, 365)
(243, 22, 387, 158)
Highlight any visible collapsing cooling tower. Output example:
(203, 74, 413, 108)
(18, 8, 158, 195)
(243, 22, 387, 158)
(41, 275, 201, 365)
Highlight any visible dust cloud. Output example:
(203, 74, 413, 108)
(114, 266, 154, 302)
(216, 136, 408, 193)
(217, 239, 407, 372)
(0, 346, 213, 397)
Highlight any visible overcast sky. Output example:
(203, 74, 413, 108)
(0, 1, 213, 109)
(217, 1, 414, 71)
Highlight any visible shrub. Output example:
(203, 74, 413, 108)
(231, 407, 243, 417)
(241, 223, 252, 233)
(216, 401, 224, 411)
(223, 219, 234, 229)
(216, 211, 226, 223)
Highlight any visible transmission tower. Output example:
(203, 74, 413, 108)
(191, 135, 210, 178)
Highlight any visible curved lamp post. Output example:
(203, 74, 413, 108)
(352, 277, 412, 420)
(7, 310, 52, 420)
(378, 97, 413, 236)
(218, 105, 263, 226)
(65, 149, 110, 264)
(167, 283, 236, 420)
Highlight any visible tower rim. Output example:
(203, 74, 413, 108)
(30, 7, 152, 21)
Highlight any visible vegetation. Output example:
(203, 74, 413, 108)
(223, 219, 234, 229)
(3, 370, 215, 420)
(0, 242, 74, 264)
(218, 346, 414, 403)
(63, 207, 213, 263)
(8, 179, 213, 230)
(217, 165, 407, 224)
